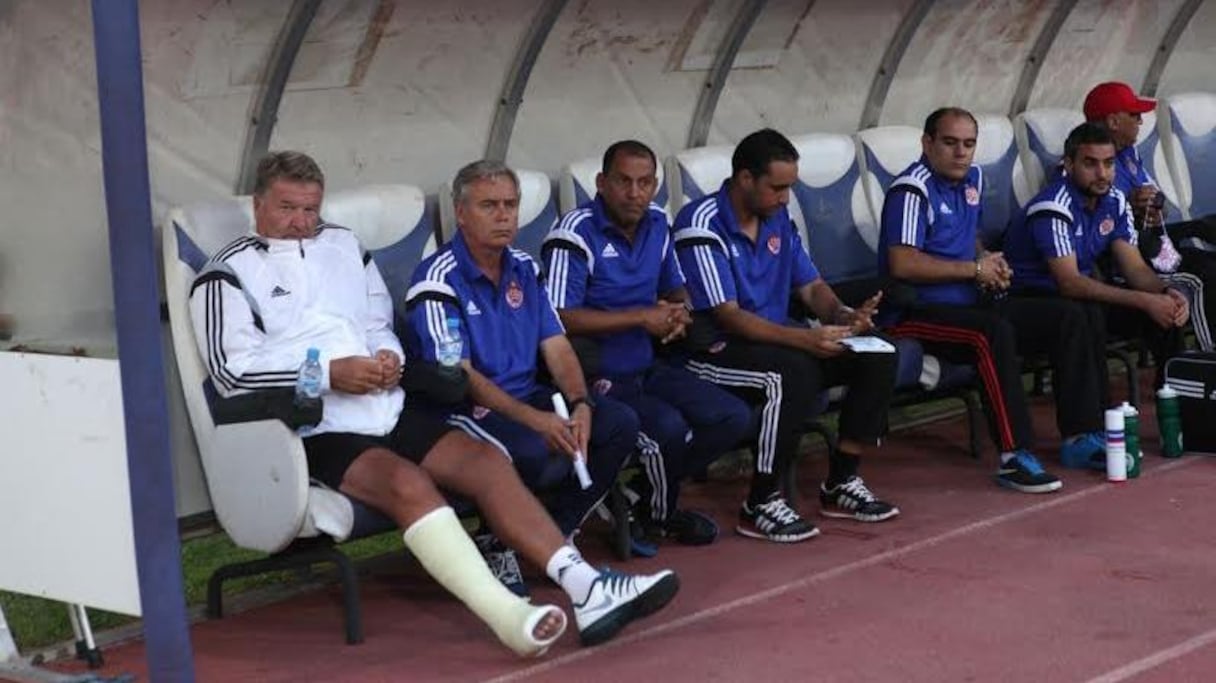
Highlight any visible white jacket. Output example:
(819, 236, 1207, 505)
(188, 224, 404, 437)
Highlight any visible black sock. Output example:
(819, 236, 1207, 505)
(748, 473, 777, 506)
(827, 451, 860, 487)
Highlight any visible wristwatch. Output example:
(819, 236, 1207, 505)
(568, 395, 596, 412)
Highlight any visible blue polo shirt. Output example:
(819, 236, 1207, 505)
(404, 231, 564, 400)
(878, 158, 984, 309)
(1005, 175, 1138, 292)
(673, 181, 819, 330)
(1113, 144, 1154, 197)
(542, 196, 683, 376)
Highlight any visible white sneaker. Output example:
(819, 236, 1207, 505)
(573, 568, 679, 646)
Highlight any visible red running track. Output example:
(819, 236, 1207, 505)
(24, 377, 1216, 682)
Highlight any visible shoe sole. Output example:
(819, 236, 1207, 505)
(735, 525, 820, 543)
(996, 477, 1063, 494)
(819, 507, 901, 523)
(579, 571, 681, 647)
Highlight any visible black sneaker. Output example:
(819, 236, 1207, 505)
(736, 493, 819, 543)
(474, 533, 529, 597)
(819, 476, 900, 522)
(644, 509, 720, 546)
(996, 450, 1063, 494)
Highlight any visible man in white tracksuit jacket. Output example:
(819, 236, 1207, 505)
(189, 151, 678, 653)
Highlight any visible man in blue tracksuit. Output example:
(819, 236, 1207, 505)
(878, 107, 1063, 490)
(1004, 124, 1189, 465)
(543, 140, 752, 546)
(404, 162, 683, 639)
(673, 128, 900, 544)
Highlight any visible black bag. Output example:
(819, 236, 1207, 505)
(1163, 351, 1216, 454)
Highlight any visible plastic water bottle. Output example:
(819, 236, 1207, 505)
(437, 317, 463, 368)
(295, 347, 323, 408)
(1157, 385, 1184, 458)
(1104, 407, 1127, 483)
(1122, 402, 1140, 478)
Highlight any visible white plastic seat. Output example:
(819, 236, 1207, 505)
(1160, 92, 1216, 220)
(1013, 108, 1083, 193)
(974, 115, 1034, 246)
(440, 169, 557, 258)
(163, 185, 436, 554)
(856, 124, 923, 226)
(787, 132, 876, 282)
(665, 145, 735, 216)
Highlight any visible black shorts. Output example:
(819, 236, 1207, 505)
(302, 406, 455, 489)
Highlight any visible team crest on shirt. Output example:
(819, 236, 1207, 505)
(767, 235, 781, 255)
(593, 378, 613, 395)
(505, 280, 524, 309)
(1099, 217, 1115, 236)
(965, 186, 980, 206)
(708, 341, 727, 354)
(472, 405, 490, 420)
(1125, 158, 1139, 176)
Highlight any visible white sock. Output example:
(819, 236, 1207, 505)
(403, 506, 560, 656)
(545, 545, 600, 605)
(1000, 451, 1016, 464)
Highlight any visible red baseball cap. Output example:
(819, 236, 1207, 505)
(1083, 82, 1156, 121)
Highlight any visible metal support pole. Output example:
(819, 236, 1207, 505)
(859, 0, 934, 129)
(234, 0, 322, 193)
(1142, 0, 1204, 97)
(1008, 0, 1078, 117)
(91, 1, 195, 681)
(485, 0, 569, 162)
(685, 0, 767, 148)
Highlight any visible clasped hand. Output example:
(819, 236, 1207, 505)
(329, 351, 403, 394)
(976, 251, 1012, 291)
(641, 300, 693, 344)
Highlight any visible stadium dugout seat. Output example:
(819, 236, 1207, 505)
(559, 155, 671, 218)
(1160, 92, 1216, 220)
(1014, 108, 1083, 193)
(440, 169, 559, 259)
(163, 184, 439, 645)
(788, 133, 877, 283)
(665, 145, 735, 214)
(974, 115, 1034, 247)
(857, 124, 923, 217)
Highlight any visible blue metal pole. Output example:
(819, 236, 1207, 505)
(90, 1, 196, 680)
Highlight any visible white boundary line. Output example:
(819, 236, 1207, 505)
(1084, 627, 1216, 683)
(483, 458, 1200, 683)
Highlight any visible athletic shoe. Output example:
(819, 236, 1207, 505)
(642, 509, 720, 546)
(475, 533, 529, 597)
(996, 450, 1063, 493)
(1060, 432, 1106, 470)
(819, 476, 900, 522)
(736, 493, 820, 543)
(574, 568, 680, 646)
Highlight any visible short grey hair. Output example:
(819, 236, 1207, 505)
(451, 159, 519, 206)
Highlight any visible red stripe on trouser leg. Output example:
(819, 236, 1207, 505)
(889, 322, 1017, 451)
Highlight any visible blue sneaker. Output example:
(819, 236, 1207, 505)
(1060, 432, 1106, 470)
(996, 450, 1063, 493)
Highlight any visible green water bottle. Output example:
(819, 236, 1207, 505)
(1122, 402, 1140, 478)
(1157, 385, 1184, 458)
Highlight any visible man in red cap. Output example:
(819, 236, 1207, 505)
(1083, 81, 1215, 352)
